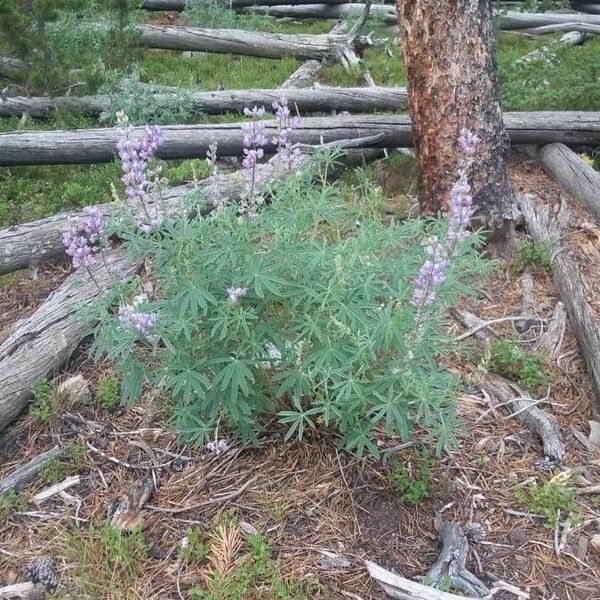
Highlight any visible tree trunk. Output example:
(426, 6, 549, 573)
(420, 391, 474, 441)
(537, 142, 600, 224)
(396, 0, 516, 257)
(1, 112, 599, 167)
(0, 85, 408, 119)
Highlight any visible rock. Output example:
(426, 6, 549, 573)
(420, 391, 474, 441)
(57, 375, 91, 406)
(591, 534, 600, 553)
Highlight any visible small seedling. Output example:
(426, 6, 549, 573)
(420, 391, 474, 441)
(30, 379, 56, 424)
(511, 239, 552, 273)
(182, 527, 209, 562)
(96, 374, 121, 410)
(487, 338, 549, 395)
(388, 447, 435, 505)
(38, 442, 87, 484)
(0, 489, 27, 525)
(514, 480, 581, 529)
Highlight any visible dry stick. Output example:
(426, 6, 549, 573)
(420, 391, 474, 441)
(0, 85, 408, 119)
(472, 371, 565, 462)
(537, 143, 600, 224)
(2, 111, 600, 168)
(0, 446, 64, 495)
(30, 475, 80, 505)
(520, 194, 600, 419)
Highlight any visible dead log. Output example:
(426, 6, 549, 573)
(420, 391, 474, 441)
(279, 59, 323, 88)
(519, 22, 600, 35)
(0, 446, 64, 495)
(135, 23, 377, 70)
(0, 583, 44, 600)
(499, 11, 600, 29)
(141, 0, 388, 9)
(0, 56, 28, 81)
(0, 85, 408, 119)
(241, 4, 397, 24)
(537, 142, 600, 224)
(1, 111, 600, 167)
(0, 249, 140, 430)
(473, 371, 565, 462)
(517, 31, 590, 64)
(520, 194, 600, 419)
(575, 3, 600, 14)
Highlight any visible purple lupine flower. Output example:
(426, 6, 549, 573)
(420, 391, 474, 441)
(62, 206, 106, 275)
(205, 141, 228, 208)
(227, 286, 248, 304)
(116, 115, 164, 233)
(241, 106, 269, 208)
(118, 304, 158, 336)
(206, 438, 230, 454)
(447, 175, 475, 243)
(272, 98, 302, 172)
(411, 241, 449, 306)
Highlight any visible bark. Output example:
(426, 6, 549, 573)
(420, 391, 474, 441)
(396, 0, 516, 257)
(537, 142, 600, 223)
(135, 23, 375, 70)
(0, 446, 63, 495)
(474, 371, 565, 462)
(0, 249, 140, 430)
(519, 195, 600, 419)
(0, 85, 408, 119)
(1, 112, 600, 167)
(240, 4, 397, 24)
(0, 56, 28, 81)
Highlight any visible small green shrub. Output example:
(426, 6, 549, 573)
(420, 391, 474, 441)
(487, 339, 549, 395)
(511, 239, 552, 272)
(96, 374, 121, 410)
(182, 527, 210, 562)
(0, 489, 27, 526)
(514, 481, 580, 529)
(30, 379, 56, 424)
(388, 447, 434, 505)
(38, 442, 87, 484)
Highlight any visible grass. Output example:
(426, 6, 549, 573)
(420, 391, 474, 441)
(38, 442, 87, 485)
(96, 374, 121, 410)
(0, 489, 27, 527)
(511, 238, 553, 273)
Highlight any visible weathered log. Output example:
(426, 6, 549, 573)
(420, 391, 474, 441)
(519, 194, 600, 419)
(575, 3, 600, 14)
(0, 582, 42, 600)
(0, 249, 140, 430)
(517, 31, 590, 64)
(135, 23, 375, 70)
(141, 0, 392, 9)
(499, 10, 600, 29)
(0, 85, 408, 119)
(473, 371, 565, 462)
(537, 142, 600, 224)
(0, 56, 28, 81)
(279, 59, 323, 88)
(241, 4, 397, 24)
(0, 446, 64, 495)
(1, 112, 600, 167)
(519, 22, 600, 35)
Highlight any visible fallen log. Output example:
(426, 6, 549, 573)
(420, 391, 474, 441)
(473, 371, 565, 463)
(0, 56, 28, 81)
(537, 142, 600, 224)
(1, 112, 599, 167)
(279, 59, 323, 88)
(499, 10, 600, 29)
(0, 85, 408, 119)
(0, 249, 140, 430)
(574, 3, 600, 14)
(519, 194, 600, 419)
(0, 446, 64, 495)
(141, 0, 391, 9)
(135, 22, 376, 70)
(517, 31, 590, 64)
(519, 22, 600, 35)
(241, 3, 397, 24)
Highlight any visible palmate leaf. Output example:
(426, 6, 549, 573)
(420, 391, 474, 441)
(369, 387, 412, 439)
(213, 358, 255, 404)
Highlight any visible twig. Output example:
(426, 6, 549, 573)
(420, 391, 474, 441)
(454, 316, 535, 341)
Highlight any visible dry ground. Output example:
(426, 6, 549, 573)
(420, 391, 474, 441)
(0, 156, 599, 599)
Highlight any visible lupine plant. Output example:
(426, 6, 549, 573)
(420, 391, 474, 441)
(81, 105, 487, 456)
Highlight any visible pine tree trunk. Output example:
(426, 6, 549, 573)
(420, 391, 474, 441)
(396, 0, 516, 257)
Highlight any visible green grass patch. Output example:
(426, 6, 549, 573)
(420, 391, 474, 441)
(514, 480, 581, 529)
(388, 447, 435, 505)
(511, 238, 553, 273)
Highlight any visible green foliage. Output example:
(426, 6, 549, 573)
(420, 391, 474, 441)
(30, 379, 56, 424)
(487, 339, 549, 396)
(96, 374, 121, 410)
(183, 527, 210, 563)
(91, 152, 486, 456)
(0, 489, 27, 526)
(514, 481, 580, 529)
(189, 529, 322, 600)
(38, 442, 87, 484)
(518, 0, 570, 11)
(511, 238, 552, 272)
(183, 0, 274, 30)
(61, 523, 148, 597)
(388, 447, 434, 505)
(99, 79, 196, 126)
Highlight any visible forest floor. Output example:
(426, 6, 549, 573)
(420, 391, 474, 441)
(1, 156, 599, 600)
